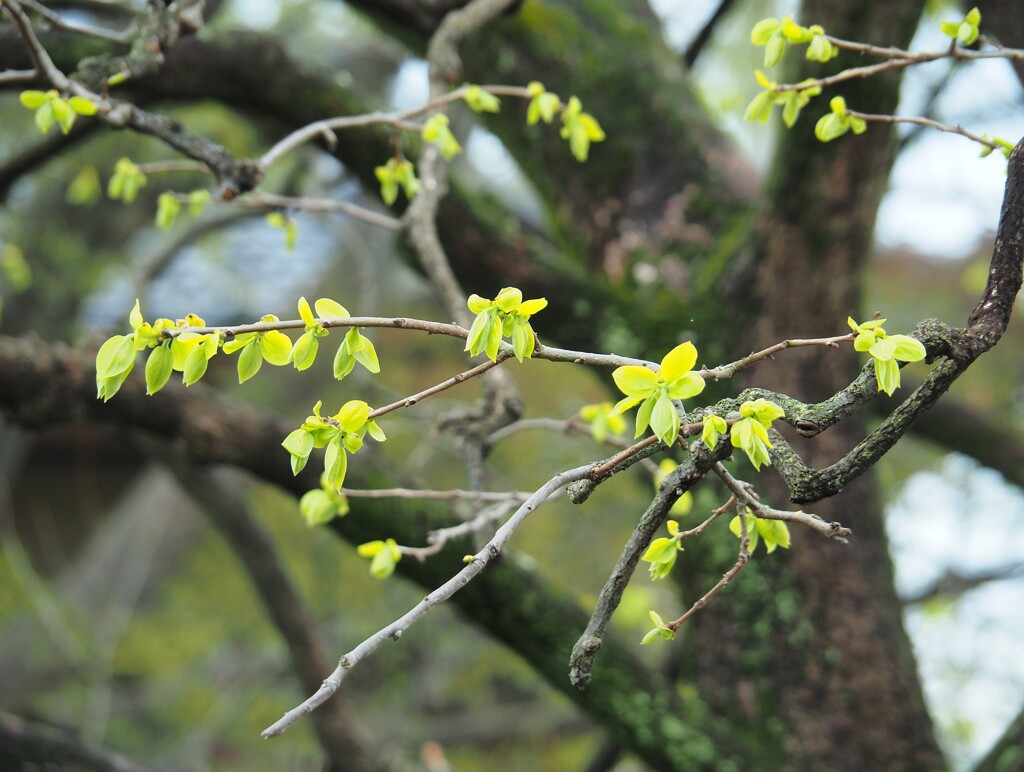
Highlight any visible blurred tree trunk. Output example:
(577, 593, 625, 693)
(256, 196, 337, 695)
(344, 0, 945, 768)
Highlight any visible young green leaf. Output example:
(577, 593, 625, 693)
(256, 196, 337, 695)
(422, 114, 462, 160)
(464, 85, 501, 113)
(145, 344, 173, 395)
(237, 339, 263, 383)
(291, 331, 319, 370)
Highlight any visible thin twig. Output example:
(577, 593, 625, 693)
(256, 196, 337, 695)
(1, 0, 72, 89)
(677, 494, 736, 542)
(666, 508, 749, 632)
(236, 192, 403, 231)
(0, 68, 37, 84)
(712, 463, 851, 543)
(340, 487, 532, 501)
(261, 462, 592, 739)
(700, 333, 854, 380)
(847, 111, 1003, 152)
(369, 356, 506, 419)
(136, 159, 211, 175)
(18, 0, 131, 43)
(259, 83, 533, 170)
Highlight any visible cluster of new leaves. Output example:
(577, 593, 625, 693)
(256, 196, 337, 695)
(729, 508, 791, 555)
(94, 292, 380, 401)
(640, 460, 696, 584)
(578, 401, 626, 443)
(642, 518, 684, 581)
(94, 301, 225, 400)
(744, 8, 1015, 158)
(281, 399, 386, 489)
(156, 190, 211, 230)
(300, 476, 351, 528)
(357, 538, 402, 579)
(374, 82, 604, 207)
(107, 158, 147, 204)
(422, 114, 462, 161)
(290, 296, 379, 378)
(221, 317, 293, 384)
(940, 6, 981, 46)
(609, 342, 706, 448)
(751, 15, 839, 68)
(744, 70, 822, 128)
(848, 317, 926, 396)
(700, 400, 785, 471)
(374, 158, 420, 206)
(814, 96, 867, 143)
(19, 90, 96, 134)
(465, 287, 547, 362)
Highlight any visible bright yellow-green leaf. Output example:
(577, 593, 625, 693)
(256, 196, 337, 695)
(357, 540, 384, 557)
(353, 334, 381, 373)
(889, 334, 926, 362)
(744, 91, 774, 124)
(51, 97, 75, 133)
(659, 341, 698, 382)
(702, 413, 727, 450)
(484, 314, 503, 362)
(369, 540, 401, 578)
(34, 101, 55, 134)
(764, 34, 786, 67)
(869, 336, 899, 361)
(19, 90, 48, 109)
(494, 286, 523, 312)
(814, 112, 847, 143)
(298, 296, 316, 328)
(336, 399, 370, 433)
(750, 18, 780, 45)
(324, 438, 348, 490)
(290, 330, 318, 370)
(314, 297, 349, 319)
(422, 114, 462, 160)
(145, 344, 173, 395)
(182, 345, 208, 386)
(874, 357, 900, 396)
(261, 330, 293, 365)
(612, 365, 659, 397)
(642, 537, 677, 564)
(666, 372, 705, 400)
(282, 428, 314, 463)
(650, 391, 679, 447)
(467, 294, 491, 314)
(635, 394, 656, 438)
(603, 395, 640, 421)
(300, 489, 347, 526)
(68, 96, 97, 116)
(128, 298, 144, 331)
(238, 340, 263, 383)
(155, 192, 181, 229)
(96, 334, 136, 379)
(367, 420, 386, 442)
(518, 297, 548, 316)
(464, 85, 501, 113)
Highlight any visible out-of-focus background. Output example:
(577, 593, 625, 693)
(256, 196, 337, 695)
(1, 0, 1023, 770)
